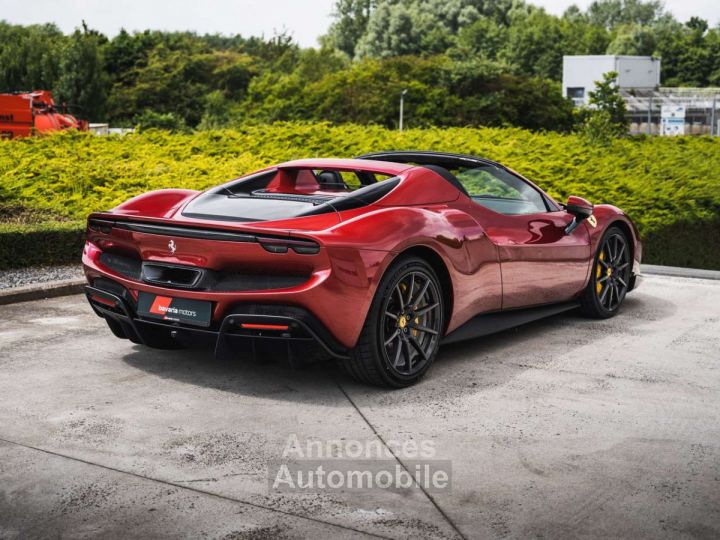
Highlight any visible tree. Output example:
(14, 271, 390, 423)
(582, 71, 628, 140)
(104, 29, 158, 81)
(322, 0, 376, 58)
(501, 8, 566, 80)
(0, 22, 65, 92)
(241, 54, 576, 131)
(55, 22, 110, 121)
(106, 44, 210, 127)
(606, 24, 656, 55)
(337, 0, 486, 59)
(654, 17, 717, 87)
(453, 16, 508, 60)
(197, 90, 230, 130)
(587, 0, 664, 29)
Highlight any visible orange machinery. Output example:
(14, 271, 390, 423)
(0, 90, 88, 139)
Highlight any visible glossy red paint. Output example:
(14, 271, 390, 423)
(83, 157, 642, 349)
(567, 195, 593, 211)
(113, 189, 199, 218)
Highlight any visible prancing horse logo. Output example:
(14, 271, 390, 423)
(168, 239, 177, 254)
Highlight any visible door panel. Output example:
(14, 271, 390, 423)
(467, 205, 591, 309)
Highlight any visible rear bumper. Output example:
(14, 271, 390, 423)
(82, 240, 388, 349)
(86, 285, 350, 360)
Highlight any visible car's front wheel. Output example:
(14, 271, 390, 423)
(342, 256, 444, 387)
(580, 225, 632, 318)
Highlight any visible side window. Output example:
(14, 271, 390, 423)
(456, 166, 548, 215)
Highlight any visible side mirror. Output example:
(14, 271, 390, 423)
(564, 196, 593, 235)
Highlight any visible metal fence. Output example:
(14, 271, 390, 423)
(622, 88, 719, 136)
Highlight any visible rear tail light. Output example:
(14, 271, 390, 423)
(258, 237, 320, 255)
(88, 219, 113, 234)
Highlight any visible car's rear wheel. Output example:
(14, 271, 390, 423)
(580, 226, 632, 318)
(342, 256, 444, 387)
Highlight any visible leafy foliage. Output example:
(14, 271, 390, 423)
(324, 0, 720, 84)
(580, 71, 630, 142)
(243, 55, 575, 130)
(134, 110, 188, 132)
(0, 22, 64, 92)
(0, 125, 718, 268)
(2, 0, 720, 131)
(55, 22, 110, 120)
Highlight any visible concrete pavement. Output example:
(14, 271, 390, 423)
(0, 275, 719, 539)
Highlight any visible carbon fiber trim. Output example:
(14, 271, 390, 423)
(99, 252, 142, 280)
(97, 252, 308, 292)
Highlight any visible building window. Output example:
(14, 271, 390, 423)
(566, 87, 585, 99)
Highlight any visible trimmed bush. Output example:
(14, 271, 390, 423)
(0, 222, 84, 270)
(0, 125, 719, 269)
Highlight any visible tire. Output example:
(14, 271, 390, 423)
(341, 256, 445, 388)
(580, 225, 632, 318)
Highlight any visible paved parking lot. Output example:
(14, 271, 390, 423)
(1, 274, 719, 539)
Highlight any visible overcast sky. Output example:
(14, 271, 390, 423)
(1, 0, 718, 47)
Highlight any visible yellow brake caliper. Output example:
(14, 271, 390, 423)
(400, 282, 421, 337)
(596, 251, 604, 295)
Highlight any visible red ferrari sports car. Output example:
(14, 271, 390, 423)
(83, 151, 641, 387)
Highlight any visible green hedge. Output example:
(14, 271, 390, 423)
(0, 125, 718, 269)
(642, 218, 720, 269)
(0, 222, 84, 270)
(2, 221, 716, 271)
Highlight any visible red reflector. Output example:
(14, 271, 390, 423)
(240, 323, 289, 331)
(91, 294, 116, 307)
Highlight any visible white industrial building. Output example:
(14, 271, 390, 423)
(562, 55, 661, 106)
(562, 55, 719, 136)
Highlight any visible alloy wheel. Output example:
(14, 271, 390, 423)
(380, 270, 442, 377)
(595, 232, 631, 311)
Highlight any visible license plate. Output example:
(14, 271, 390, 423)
(137, 292, 212, 327)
